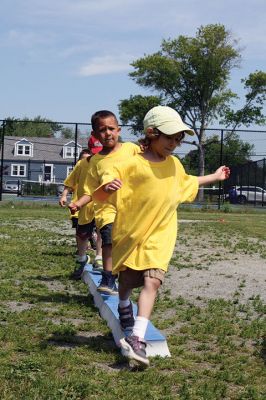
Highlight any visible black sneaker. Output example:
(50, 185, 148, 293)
(120, 335, 149, 366)
(71, 255, 89, 280)
(79, 255, 90, 268)
(118, 302, 134, 331)
(97, 271, 118, 295)
(70, 265, 84, 280)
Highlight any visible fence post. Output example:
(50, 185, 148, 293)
(0, 121, 6, 201)
(254, 162, 257, 206)
(218, 129, 224, 210)
(74, 123, 78, 165)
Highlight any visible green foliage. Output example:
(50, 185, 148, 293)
(119, 95, 161, 135)
(0, 116, 73, 138)
(182, 132, 254, 174)
(119, 23, 265, 178)
(122, 24, 240, 135)
(222, 71, 266, 128)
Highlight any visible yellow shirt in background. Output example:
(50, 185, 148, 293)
(84, 142, 140, 229)
(100, 154, 199, 274)
(64, 158, 94, 225)
(64, 161, 81, 219)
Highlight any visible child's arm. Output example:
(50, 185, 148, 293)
(93, 179, 122, 202)
(68, 194, 92, 214)
(198, 166, 230, 186)
(59, 186, 72, 207)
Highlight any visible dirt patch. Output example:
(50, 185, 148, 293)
(165, 251, 266, 304)
(3, 301, 35, 312)
(40, 279, 81, 295)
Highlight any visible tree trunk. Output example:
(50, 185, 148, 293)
(198, 140, 205, 201)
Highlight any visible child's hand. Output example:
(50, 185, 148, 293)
(103, 179, 122, 193)
(59, 196, 67, 207)
(215, 166, 230, 181)
(68, 202, 80, 214)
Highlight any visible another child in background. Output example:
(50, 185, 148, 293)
(94, 106, 230, 366)
(59, 148, 90, 232)
(69, 110, 141, 294)
(60, 149, 102, 279)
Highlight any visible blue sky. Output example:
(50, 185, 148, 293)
(1, 0, 266, 156)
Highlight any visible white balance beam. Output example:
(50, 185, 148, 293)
(82, 264, 171, 358)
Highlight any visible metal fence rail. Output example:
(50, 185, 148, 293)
(1, 119, 266, 207)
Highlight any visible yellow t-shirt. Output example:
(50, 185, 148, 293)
(84, 142, 140, 229)
(64, 161, 80, 219)
(64, 158, 94, 225)
(100, 154, 199, 274)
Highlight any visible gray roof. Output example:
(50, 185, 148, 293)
(3, 136, 89, 162)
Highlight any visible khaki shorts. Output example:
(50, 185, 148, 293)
(118, 267, 165, 289)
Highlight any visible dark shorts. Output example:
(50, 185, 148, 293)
(99, 223, 113, 246)
(76, 219, 95, 240)
(71, 217, 78, 229)
(118, 267, 165, 289)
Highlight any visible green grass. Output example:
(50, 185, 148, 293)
(0, 203, 265, 399)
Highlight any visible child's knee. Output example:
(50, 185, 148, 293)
(144, 276, 161, 291)
(144, 268, 165, 289)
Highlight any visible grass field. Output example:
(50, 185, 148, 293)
(0, 202, 265, 400)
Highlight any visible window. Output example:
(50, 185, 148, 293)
(63, 142, 82, 159)
(15, 140, 33, 156)
(64, 146, 81, 158)
(67, 166, 74, 176)
(11, 164, 26, 177)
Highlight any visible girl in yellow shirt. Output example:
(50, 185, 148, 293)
(95, 106, 230, 367)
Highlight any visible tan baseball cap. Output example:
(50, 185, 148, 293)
(143, 106, 194, 136)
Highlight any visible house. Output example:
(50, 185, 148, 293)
(2, 136, 88, 184)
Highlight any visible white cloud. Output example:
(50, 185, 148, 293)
(79, 54, 134, 76)
(0, 29, 56, 49)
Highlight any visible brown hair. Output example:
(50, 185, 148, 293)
(91, 110, 118, 131)
(78, 148, 91, 160)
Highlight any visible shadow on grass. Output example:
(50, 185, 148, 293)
(44, 332, 117, 353)
(25, 292, 95, 308)
(261, 336, 266, 365)
(43, 333, 131, 369)
(34, 274, 71, 281)
(41, 250, 75, 257)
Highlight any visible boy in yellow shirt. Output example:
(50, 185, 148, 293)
(69, 110, 140, 293)
(60, 149, 102, 279)
(93, 106, 230, 366)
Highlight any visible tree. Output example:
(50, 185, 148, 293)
(119, 24, 265, 179)
(0, 116, 71, 138)
(182, 132, 254, 175)
(221, 70, 266, 130)
(119, 95, 162, 134)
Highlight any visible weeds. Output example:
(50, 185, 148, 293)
(0, 204, 265, 399)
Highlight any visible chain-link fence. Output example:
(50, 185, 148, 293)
(1, 119, 266, 208)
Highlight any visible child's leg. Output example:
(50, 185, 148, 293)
(120, 269, 164, 366)
(71, 233, 89, 280)
(97, 223, 117, 294)
(102, 244, 112, 272)
(71, 222, 94, 279)
(76, 236, 88, 258)
(92, 228, 103, 271)
(95, 228, 102, 258)
(137, 276, 161, 320)
(118, 274, 134, 330)
(99, 223, 112, 271)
